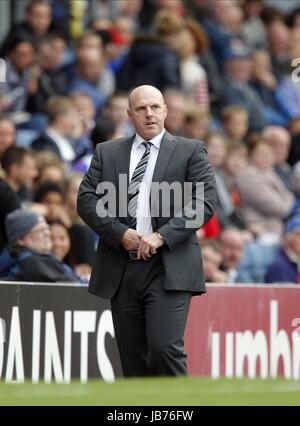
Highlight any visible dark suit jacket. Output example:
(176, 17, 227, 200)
(77, 132, 216, 299)
(31, 132, 62, 160)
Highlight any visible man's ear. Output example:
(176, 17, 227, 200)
(164, 104, 168, 118)
(127, 109, 131, 120)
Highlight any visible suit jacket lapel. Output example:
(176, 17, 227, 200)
(151, 131, 177, 231)
(152, 131, 176, 183)
(116, 136, 134, 225)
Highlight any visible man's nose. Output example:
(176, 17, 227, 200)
(145, 106, 153, 116)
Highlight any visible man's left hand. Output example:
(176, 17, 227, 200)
(137, 232, 164, 260)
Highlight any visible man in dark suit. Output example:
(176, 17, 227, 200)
(77, 85, 216, 377)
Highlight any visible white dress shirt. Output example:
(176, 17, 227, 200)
(129, 129, 165, 235)
(46, 127, 76, 162)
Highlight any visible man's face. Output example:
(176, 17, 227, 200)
(17, 154, 39, 188)
(10, 42, 35, 72)
(108, 96, 129, 125)
(0, 120, 15, 157)
(19, 218, 52, 255)
(221, 231, 244, 270)
(224, 112, 248, 140)
(164, 94, 185, 134)
(271, 134, 291, 163)
(225, 57, 252, 82)
(127, 86, 167, 140)
(78, 54, 103, 83)
(26, 4, 52, 36)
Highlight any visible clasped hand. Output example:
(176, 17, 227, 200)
(121, 229, 164, 260)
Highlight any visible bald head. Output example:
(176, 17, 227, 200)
(128, 85, 165, 109)
(127, 85, 167, 140)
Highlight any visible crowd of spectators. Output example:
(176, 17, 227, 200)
(1, 0, 300, 284)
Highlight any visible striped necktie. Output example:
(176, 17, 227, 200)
(128, 141, 152, 229)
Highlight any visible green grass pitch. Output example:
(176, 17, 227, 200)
(0, 377, 300, 406)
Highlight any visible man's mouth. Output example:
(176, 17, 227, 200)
(146, 122, 156, 126)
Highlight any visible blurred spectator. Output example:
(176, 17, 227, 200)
(265, 20, 290, 80)
(116, 9, 182, 92)
(163, 89, 185, 136)
(70, 91, 96, 156)
(31, 96, 78, 163)
(219, 226, 278, 283)
(33, 180, 71, 227)
(91, 117, 118, 147)
(275, 72, 300, 123)
(250, 49, 288, 127)
(35, 151, 66, 185)
(260, 5, 286, 27)
(70, 91, 96, 138)
(102, 91, 133, 137)
(0, 209, 77, 282)
(0, 116, 16, 161)
(265, 215, 300, 284)
(115, 0, 143, 29)
(114, 16, 136, 46)
(241, 0, 266, 48)
(226, 3, 244, 36)
(263, 125, 293, 191)
(1, 146, 38, 203)
(0, 0, 54, 57)
(0, 178, 20, 253)
(219, 227, 245, 282)
(220, 105, 249, 145)
(200, 0, 241, 68)
(70, 48, 115, 112)
(221, 39, 267, 131)
(288, 117, 300, 137)
(90, 0, 118, 24)
(286, 7, 300, 29)
(177, 28, 209, 111)
(49, 220, 71, 263)
(26, 33, 68, 114)
(76, 30, 103, 53)
(224, 145, 249, 183)
(200, 239, 228, 283)
(237, 138, 294, 238)
(182, 105, 210, 140)
(0, 36, 36, 114)
(184, 17, 222, 112)
(73, 116, 118, 174)
(223, 144, 249, 213)
(49, 219, 93, 282)
(206, 131, 246, 229)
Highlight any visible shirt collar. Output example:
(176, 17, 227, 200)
(133, 129, 166, 151)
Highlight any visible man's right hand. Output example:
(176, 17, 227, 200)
(121, 229, 142, 251)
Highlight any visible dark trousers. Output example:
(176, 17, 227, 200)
(111, 254, 191, 377)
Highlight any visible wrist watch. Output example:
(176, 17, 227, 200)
(156, 232, 165, 244)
